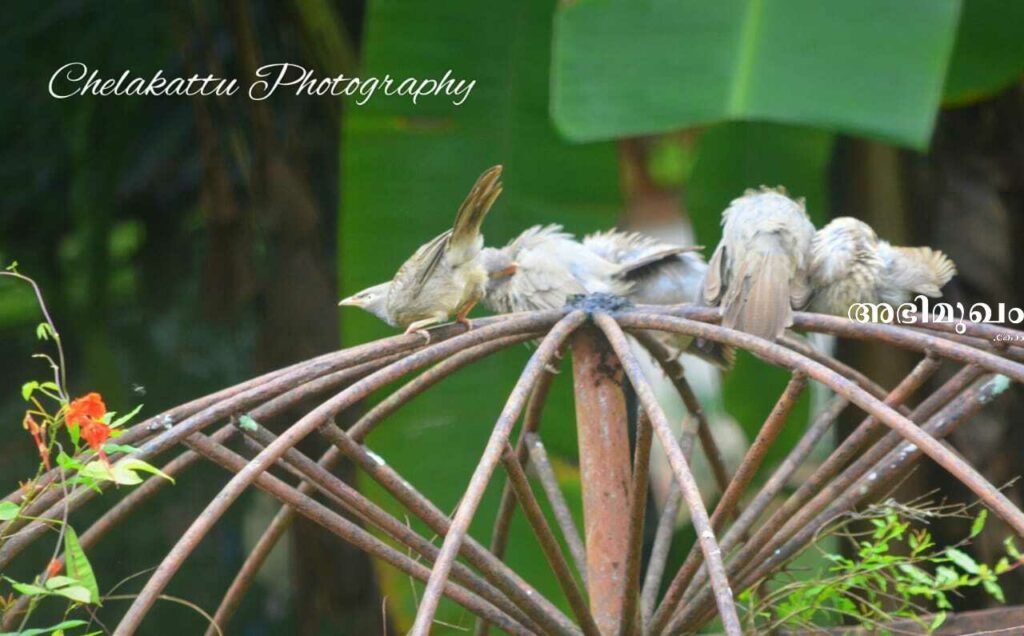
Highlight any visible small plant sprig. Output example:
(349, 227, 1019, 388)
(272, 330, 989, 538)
(738, 497, 1020, 634)
(0, 265, 173, 635)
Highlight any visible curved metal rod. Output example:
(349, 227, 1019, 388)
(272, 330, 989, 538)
(114, 312, 565, 635)
(408, 311, 587, 635)
(618, 313, 1024, 630)
(654, 372, 807, 633)
(235, 423, 543, 633)
(676, 372, 1009, 633)
(619, 409, 653, 636)
(182, 432, 533, 635)
(0, 351, 404, 570)
(211, 334, 540, 635)
(672, 354, 945, 614)
(317, 420, 581, 636)
(643, 305, 1024, 382)
(596, 315, 743, 636)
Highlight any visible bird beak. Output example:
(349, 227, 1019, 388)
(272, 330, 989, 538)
(489, 263, 518, 279)
(338, 295, 364, 307)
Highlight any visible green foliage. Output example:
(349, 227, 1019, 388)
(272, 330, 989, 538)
(739, 503, 1015, 633)
(552, 0, 961, 149)
(943, 0, 1024, 105)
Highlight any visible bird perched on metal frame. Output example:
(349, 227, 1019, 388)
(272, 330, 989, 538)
(702, 186, 815, 341)
(807, 216, 956, 315)
(338, 165, 503, 340)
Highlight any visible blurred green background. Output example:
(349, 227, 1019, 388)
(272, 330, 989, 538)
(1, 0, 1023, 633)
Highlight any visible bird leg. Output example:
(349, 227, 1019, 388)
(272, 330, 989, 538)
(455, 299, 478, 329)
(404, 316, 445, 345)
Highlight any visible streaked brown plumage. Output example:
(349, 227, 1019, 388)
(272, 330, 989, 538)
(339, 165, 503, 336)
(808, 216, 957, 314)
(702, 186, 815, 341)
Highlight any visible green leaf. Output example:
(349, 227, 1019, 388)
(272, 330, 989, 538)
(970, 508, 988, 538)
(982, 577, 1005, 603)
(21, 380, 39, 400)
(51, 584, 92, 604)
(1005, 536, 1021, 560)
(44, 575, 78, 590)
(943, 0, 1024, 105)
(897, 563, 934, 587)
(552, 0, 961, 149)
(946, 547, 981, 574)
(63, 526, 100, 604)
(930, 611, 947, 632)
(5, 578, 49, 597)
(995, 557, 1011, 574)
(80, 458, 174, 486)
(237, 414, 259, 432)
(35, 322, 55, 341)
(0, 501, 20, 521)
(101, 443, 141, 455)
(110, 403, 144, 428)
(0, 620, 89, 636)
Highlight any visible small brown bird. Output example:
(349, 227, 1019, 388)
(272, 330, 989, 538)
(339, 165, 503, 337)
(479, 225, 628, 313)
(702, 186, 815, 340)
(807, 216, 956, 314)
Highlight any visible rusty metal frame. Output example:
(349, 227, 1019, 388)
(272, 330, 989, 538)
(1, 302, 1022, 635)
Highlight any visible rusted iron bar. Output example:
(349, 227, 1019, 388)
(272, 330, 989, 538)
(182, 432, 533, 636)
(675, 373, 1010, 634)
(696, 361, 975, 611)
(475, 367, 560, 636)
(207, 450, 340, 636)
(642, 304, 1024, 382)
(596, 315, 742, 636)
(115, 312, 566, 635)
(676, 354, 945, 611)
(524, 433, 587, 584)
(639, 417, 697, 628)
(632, 331, 733, 497)
(0, 351, 407, 567)
(408, 311, 587, 636)
(317, 421, 580, 636)
(237, 423, 542, 633)
(571, 323, 634, 636)
(617, 313, 1024, 534)
(501, 445, 602, 636)
(0, 426, 238, 631)
(783, 604, 1024, 635)
(619, 410, 653, 636)
(349, 332, 539, 441)
(780, 335, 898, 406)
(651, 373, 806, 633)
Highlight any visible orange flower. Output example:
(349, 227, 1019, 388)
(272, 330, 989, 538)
(81, 419, 111, 464)
(46, 559, 62, 578)
(22, 414, 50, 470)
(66, 393, 106, 428)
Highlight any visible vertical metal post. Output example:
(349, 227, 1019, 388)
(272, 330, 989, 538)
(571, 324, 632, 635)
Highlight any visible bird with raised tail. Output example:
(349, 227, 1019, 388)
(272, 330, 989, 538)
(702, 186, 815, 341)
(338, 165, 503, 339)
(807, 216, 957, 315)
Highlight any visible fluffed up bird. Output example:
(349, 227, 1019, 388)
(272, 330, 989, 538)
(807, 216, 956, 315)
(702, 186, 815, 341)
(585, 229, 734, 367)
(339, 165, 503, 338)
(478, 224, 628, 314)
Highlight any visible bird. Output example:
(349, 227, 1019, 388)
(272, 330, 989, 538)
(478, 224, 628, 314)
(702, 186, 815, 341)
(807, 216, 956, 314)
(339, 165, 503, 339)
(584, 229, 733, 367)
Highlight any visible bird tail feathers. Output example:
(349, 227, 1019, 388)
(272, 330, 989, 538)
(449, 165, 503, 258)
(722, 251, 794, 340)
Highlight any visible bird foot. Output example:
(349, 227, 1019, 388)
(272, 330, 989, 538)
(543, 362, 561, 375)
(457, 316, 473, 330)
(404, 327, 432, 345)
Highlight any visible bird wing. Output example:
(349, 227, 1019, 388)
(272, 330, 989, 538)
(614, 245, 703, 280)
(702, 243, 726, 305)
(413, 230, 453, 287)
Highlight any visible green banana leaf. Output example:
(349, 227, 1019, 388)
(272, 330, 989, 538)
(552, 0, 961, 150)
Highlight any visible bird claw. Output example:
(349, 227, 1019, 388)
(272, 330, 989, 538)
(404, 327, 432, 345)
(457, 316, 473, 330)
(543, 362, 561, 375)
